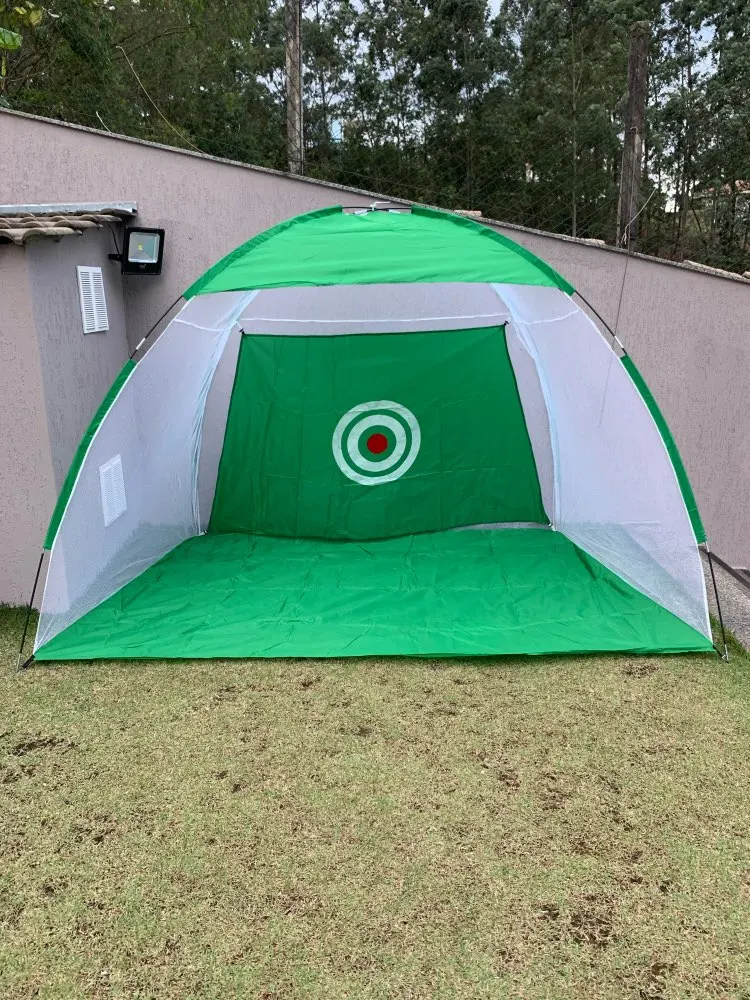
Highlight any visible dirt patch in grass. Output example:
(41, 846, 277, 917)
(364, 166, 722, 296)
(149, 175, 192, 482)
(0, 606, 749, 998)
(568, 895, 617, 948)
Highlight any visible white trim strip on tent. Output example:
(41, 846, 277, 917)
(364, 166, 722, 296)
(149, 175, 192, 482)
(238, 311, 510, 325)
(236, 282, 512, 336)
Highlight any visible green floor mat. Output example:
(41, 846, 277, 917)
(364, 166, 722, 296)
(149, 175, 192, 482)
(36, 529, 712, 661)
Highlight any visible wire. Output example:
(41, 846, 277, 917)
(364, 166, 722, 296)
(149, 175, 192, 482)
(612, 129, 647, 342)
(618, 187, 656, 248)
(594, 115, 645, 426)
(107, 223, 122, 258)
(117, 45, 204, 153)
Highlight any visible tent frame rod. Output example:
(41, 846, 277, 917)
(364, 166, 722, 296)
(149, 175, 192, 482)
(129, 295, 184, 360)
(16, 549, 44, 672)
(573, 289, 627, 354)
(340, 203, 410, 212)
(547, 283, 727, 662)
(703, 542, 729, 660)
(16, 292, 186, 671)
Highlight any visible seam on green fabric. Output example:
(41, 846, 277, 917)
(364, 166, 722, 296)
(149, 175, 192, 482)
(411, 205, 576, 295)
(43, 359, 137, 550)
(206, 334, 249, 533)
(620, 355, 706, 543)
(184, 205, 342, 299)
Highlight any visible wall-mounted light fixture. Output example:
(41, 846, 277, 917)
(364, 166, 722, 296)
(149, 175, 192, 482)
(109, 226, 165, 275)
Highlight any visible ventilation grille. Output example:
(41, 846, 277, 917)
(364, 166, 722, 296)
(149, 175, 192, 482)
(99, 455, 126, 527)
(77, 266, 109, 334)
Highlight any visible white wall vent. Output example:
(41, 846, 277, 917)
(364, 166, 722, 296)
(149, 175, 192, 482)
(77, 266, 109, 334)
(99, 455, 126, 526)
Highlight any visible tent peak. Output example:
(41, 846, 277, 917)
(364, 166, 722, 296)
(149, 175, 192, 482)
(183, 204, 575, 299)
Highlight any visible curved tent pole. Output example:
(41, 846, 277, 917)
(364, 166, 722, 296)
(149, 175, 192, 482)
(17, 297, 183, 669)
(129, 295, 184, 360)
(340, 203, 409, 212)
(574, 286, 729, 662)
(575, 139, 727, 660)
(573, 289, 627, 354)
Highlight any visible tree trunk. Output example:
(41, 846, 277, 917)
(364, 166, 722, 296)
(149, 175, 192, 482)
(617, 21, 649, 248)
(285, 0, 303, 174)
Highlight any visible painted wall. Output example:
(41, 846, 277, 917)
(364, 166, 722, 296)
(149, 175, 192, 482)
(27, 229, 129, 487)
(0, 110, 372, 347)
(0, 249, 58, 605)
(1, 108, 748, 573)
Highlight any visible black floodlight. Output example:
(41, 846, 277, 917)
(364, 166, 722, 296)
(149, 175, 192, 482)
(112, 227, 165, 275)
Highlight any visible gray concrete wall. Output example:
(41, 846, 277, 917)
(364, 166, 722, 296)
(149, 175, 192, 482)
(0, 108, 748, 572)
(27, 229, 129, 487)
(0, 249, 58, 604)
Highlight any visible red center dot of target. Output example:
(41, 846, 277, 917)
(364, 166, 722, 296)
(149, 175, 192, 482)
(366, 432, 388, 455)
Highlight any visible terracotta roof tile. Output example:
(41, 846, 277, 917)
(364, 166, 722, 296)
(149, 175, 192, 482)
(0, 210, 125, 246)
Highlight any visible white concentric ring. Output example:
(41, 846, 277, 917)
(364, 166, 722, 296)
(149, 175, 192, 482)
(332, 400, 421, 485)
(346, 414, 407, 473)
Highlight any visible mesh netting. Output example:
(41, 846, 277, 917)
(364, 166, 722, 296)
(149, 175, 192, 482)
(496, 283, 709, 638)
(36, 282, 708, 651)
(237, 282, 510, 335)
(35, 292, 251, 652)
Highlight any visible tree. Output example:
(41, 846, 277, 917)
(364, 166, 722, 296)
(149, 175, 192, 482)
(702, 1, 750, 270)
(0, 1, 44, 99)
(2, 0, 748, 274)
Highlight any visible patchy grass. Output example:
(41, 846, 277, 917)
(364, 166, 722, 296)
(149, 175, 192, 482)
(1, 607, 749, 999)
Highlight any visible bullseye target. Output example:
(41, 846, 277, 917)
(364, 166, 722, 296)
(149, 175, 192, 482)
(332, 401, 421, 485)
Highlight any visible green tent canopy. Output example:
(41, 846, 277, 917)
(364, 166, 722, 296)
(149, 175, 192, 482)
(33, 206, 712, 661)
(184, 205, 575, 298)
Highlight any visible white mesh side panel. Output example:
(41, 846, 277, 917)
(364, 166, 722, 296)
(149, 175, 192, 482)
(239, 283, 510, 335)
(505, 325, 554, 521)
(177, 290, 252, 330)
(35, 293, 250, 651)
(197, 322, 242, 530)
(496, 284, 709, 638)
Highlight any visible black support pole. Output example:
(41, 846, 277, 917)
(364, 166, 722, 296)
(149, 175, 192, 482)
(129, 296, 184, 360)
(705, 543, 729, 660)
(16, 549, 44, 672)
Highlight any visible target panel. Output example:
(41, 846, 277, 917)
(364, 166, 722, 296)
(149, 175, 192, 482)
(208, 326, 546, 540)
(332, 401, 421, 484)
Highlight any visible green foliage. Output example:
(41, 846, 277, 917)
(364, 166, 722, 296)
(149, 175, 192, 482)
(0, 27, 22, 50)
(0, 0, 43, 92)
(3, 0, 749, 271)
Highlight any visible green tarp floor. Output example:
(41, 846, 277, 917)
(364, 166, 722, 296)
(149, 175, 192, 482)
(36, 528, 712, 661)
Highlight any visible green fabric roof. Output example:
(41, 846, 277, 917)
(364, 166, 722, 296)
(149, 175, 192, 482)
(184, 205, 574, 298)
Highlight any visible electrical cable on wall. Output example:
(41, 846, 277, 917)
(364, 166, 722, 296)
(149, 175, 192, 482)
(117, 45, 204, 154)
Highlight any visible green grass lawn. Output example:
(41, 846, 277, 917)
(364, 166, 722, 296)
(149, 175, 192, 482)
(1, 607, 749, 1000)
